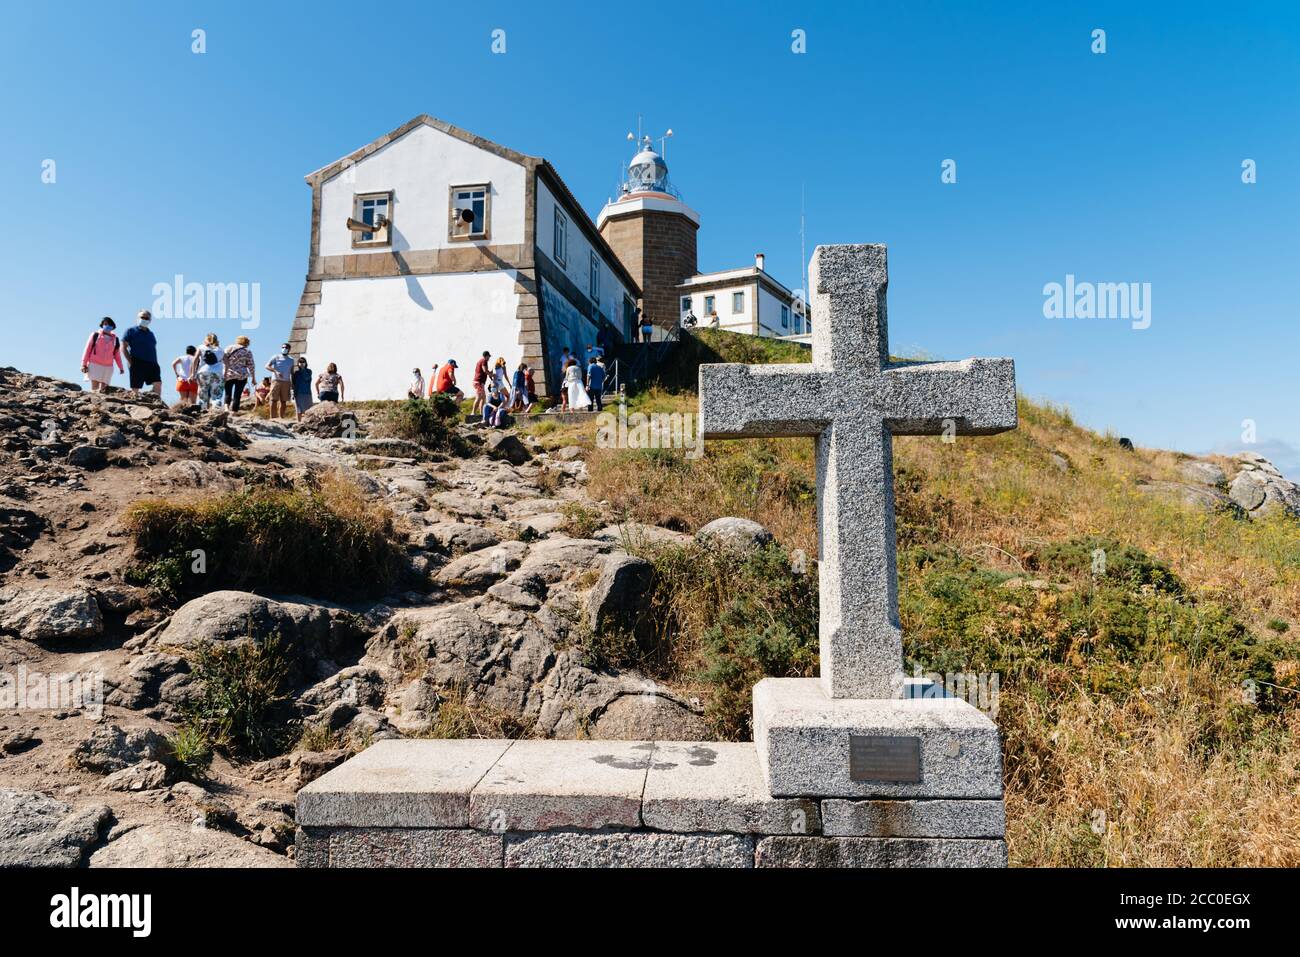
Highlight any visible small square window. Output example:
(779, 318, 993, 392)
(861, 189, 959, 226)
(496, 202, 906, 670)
(553, 207, 568, 266)
(680, 296, 692, 316)
(352, 191, 392, 247)
(450, 185, 490, 241)
(732, 291, 745, 314)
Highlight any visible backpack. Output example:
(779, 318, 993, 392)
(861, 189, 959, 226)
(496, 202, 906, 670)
(203, 349, 218, 366)
(90, 332, 120, 356)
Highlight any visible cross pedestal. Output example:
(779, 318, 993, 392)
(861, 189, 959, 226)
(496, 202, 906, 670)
(699, 244, 1017, 799)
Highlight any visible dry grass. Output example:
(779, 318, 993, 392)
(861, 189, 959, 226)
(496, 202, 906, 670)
(563, 331, 1300, 866)
(123, 471, 404, 600)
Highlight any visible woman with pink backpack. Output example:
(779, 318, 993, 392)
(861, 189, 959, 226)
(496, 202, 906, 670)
(80, 317, 125, 392)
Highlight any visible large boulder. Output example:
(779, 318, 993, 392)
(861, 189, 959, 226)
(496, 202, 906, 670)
(586, 554, 654, 634)
(590, 691, 710, 740)
(88, 821, 291, 868)
(695, 517, 774, 554)
(147, 591, 366, 668)
(515, 536, 610, 583)
(483, 432, 532, 466)
(1178, 460, 1228, 488)
(0, 586, 102, 642)
(0, 789, 112, 867)
(69, 723, 170, 775)
(294, 402, 358, 439)
(1228, 456, 1300, 518)
(413, 521, 500, 554)
(67, 445, 108, 470)
(434, 540, 529, 589)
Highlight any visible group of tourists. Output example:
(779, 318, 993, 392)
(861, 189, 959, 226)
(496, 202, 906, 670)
(555, 344, 608, 413)
(411, 351, 538, 428)
(80, 314, 343, 421)
(81, 315, 623, 427)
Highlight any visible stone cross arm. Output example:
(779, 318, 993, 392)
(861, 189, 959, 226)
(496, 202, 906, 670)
(698, 357, 1016, 439)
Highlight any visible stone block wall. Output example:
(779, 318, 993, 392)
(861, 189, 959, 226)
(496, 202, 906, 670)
(295, 739, 1005, 868)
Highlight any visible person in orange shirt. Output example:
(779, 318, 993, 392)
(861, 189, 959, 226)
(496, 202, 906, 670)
(434, 359, 464, 401)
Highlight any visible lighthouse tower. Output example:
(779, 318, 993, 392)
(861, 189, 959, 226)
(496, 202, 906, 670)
(597, 137, 700, 335)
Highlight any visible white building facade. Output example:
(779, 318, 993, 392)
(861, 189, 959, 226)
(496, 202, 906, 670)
(677, 256, 807, 339)
(290, 115, 639, 400)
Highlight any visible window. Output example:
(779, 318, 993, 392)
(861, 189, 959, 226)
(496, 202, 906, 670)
(704, 295, 715, 316)
(781, 304, 790, 329)
(352, 191, 391, 247)
(553, 207, 568, 266)
(590, 251, 600, 302)
(680, 296, 692, 317)
(449, 184, 490, 240)
(732, 291, 745, 314)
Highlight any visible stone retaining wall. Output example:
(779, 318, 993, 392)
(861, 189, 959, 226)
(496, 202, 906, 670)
(296, 739, 1005, 868)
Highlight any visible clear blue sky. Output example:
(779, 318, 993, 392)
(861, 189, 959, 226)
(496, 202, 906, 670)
(2, 2, 1297, 470)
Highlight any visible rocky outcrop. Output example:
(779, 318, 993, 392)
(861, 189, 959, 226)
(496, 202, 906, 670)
(68, 723, 171, 775)
(1228, 453, 1300, 518)
(0, 789, 112, 867)
(0, 586, 103, 641)
(88, 821, 291, 868)
(586, 554, 654, 634)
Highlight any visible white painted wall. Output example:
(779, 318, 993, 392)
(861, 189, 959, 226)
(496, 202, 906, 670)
(319, 124, 527, 258)
(682, 283, 756, 334)
(305, 272, 522, 401)
(535, 177, 634, 330)
(757, 284, 791, 337)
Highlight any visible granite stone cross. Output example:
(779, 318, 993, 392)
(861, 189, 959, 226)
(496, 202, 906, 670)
(698, 244, 1017, 699)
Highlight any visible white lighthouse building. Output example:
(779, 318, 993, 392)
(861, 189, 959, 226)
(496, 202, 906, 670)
(289, 115, 640, 401)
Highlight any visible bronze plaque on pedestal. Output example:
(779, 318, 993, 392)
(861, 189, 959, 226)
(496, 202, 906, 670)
(849, 735, 921, 783)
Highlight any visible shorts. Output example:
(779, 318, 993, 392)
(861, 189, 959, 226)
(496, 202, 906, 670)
(129, 359, 162, 389)
(473, 381, 487, 399)
(270, 380, 292, 402)
(177, 378, 198, 395)
(319, 390, 339, 403)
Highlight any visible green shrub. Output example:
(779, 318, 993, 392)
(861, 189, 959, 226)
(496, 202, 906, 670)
(1031, 536, 1184, 594)
(185, 634, 293, 760)
(633, 541, 818, 739)
(122, 474, 403, 601)
(166, 720, 214, 780)
(381, 396, 467, 453)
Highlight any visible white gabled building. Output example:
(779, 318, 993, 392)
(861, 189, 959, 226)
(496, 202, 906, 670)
(677, 254, 808, 339)
(289, 115, 640, 400)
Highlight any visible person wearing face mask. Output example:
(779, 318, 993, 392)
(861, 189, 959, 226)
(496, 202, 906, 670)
(81, 317, 125, 393)
(291, 356, 314, 421)
(265, 342, 296, 420)
(407, 367, 425, 400)
(122, 310, 162, 397)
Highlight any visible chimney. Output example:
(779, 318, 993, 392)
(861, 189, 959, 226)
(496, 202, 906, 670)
(755, 252, 765, 271)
